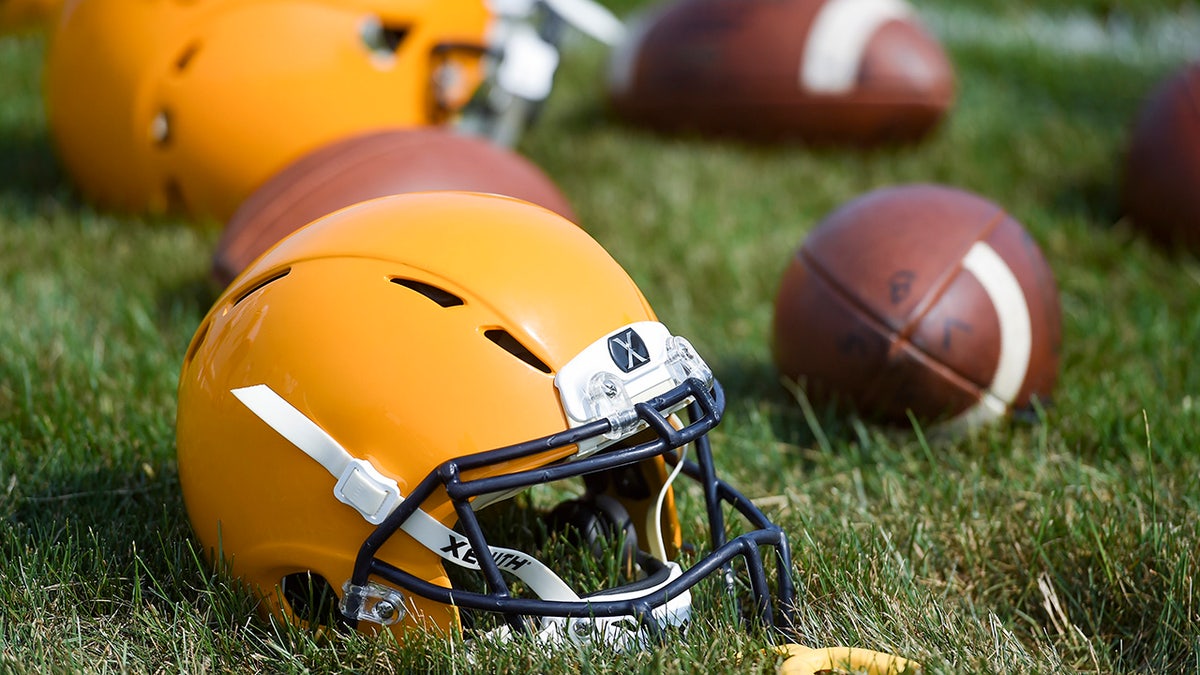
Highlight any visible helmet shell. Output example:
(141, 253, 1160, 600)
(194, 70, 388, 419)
(176, 192, 659, 636)
(44, 0, 491, 219)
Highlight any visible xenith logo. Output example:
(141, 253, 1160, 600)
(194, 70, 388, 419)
(440, 535, 532, 572)
(607, 328, 650, 373)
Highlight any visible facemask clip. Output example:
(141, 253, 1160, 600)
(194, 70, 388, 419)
(341, 581, 407, 626)
(665, 336, 713, 389)
(586, 371, 640, 440)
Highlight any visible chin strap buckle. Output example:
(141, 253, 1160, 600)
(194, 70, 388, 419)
(334, 458, 403, 525)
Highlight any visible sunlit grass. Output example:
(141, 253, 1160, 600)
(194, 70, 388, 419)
(3, 1, 1200, 672)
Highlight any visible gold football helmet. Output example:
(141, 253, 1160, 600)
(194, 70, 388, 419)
(43, 0, 491, 220)
(175, 192, 794, 646)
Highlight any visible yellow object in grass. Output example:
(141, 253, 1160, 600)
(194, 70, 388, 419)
(776, 644, 921, 675)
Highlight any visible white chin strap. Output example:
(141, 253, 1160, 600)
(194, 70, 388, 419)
(231, 384, 690, 647)
(648, 444, 686, 563)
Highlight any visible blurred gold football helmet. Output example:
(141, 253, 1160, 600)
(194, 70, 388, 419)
(43, 0, 491, 220)
(175, 192, 794, 646)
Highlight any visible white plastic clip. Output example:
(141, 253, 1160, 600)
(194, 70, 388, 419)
(333, 458, 403, 525)
(496, 24, 560, 101)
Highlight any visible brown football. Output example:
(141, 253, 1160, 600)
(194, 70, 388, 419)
(772, 184, 1062, 431)
(1121, 60, 1200, 255)
(213, 128, 577, 286)
(606, 0, 955, 145)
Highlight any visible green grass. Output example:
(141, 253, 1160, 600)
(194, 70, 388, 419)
(3, 1, 1200, 672)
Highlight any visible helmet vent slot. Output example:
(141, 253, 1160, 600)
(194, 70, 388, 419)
(232, 269, 291, 308)
(391, 278, 463, 307)
(182, 320, 211, 369)
(485, 329, 551, 373)
(360, 17, 410, 56)
(173, 41, 201, 73)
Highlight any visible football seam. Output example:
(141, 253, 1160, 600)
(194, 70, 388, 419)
(895, 210, 1007, 343)
(796, 249, 984, 408)
(795, 211, 1009, 407)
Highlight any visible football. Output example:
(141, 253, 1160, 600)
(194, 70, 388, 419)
(213, 128, 577, 286)
(605, 0, 955, 145)
(772, 184, 1061, 432)
(1121, 60, 1200, 255)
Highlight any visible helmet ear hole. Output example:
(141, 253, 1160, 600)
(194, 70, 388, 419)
(280, 572, 340, 629)
(546, 494, 638, 568)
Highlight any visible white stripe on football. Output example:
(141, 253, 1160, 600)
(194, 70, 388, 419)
(801, 0, 914, 94)
(951, 241, 1034, 429)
